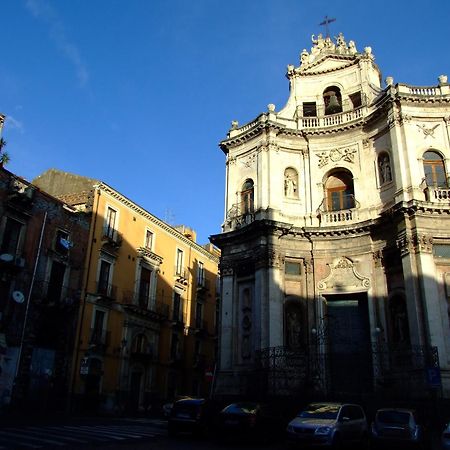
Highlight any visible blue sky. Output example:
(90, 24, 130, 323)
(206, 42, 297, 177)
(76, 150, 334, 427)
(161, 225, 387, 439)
(1, 0, 449, 244)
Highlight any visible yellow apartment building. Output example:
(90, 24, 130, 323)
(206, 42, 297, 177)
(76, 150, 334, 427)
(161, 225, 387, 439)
(33, 169, 220, 414)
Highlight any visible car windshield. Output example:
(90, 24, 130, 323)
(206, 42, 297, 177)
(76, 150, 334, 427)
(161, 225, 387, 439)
(377, 411, 411, 425)
(298, 404, 340, 419)
(222, 403, 258, 415)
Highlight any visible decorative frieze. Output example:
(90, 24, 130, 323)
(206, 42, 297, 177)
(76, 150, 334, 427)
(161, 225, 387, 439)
(396, 233, 433, 256)
(316, 145, 357, 168)
(417, 123, 439, 138)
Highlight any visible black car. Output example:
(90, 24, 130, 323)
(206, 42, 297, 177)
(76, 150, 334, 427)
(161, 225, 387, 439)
(168, 397, 212, 436)
(216, 402, 285, 442)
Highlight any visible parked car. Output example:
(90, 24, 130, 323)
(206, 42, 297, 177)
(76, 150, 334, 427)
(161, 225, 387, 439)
(216, 401, 285, 441)
(442, 422, 450, 450)
(370, 408, 424, 449)
(168, 397, 212, 436)
(286, 402, 368, 448)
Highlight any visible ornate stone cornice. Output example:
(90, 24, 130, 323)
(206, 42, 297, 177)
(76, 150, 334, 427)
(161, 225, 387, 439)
(96, 183, 219, 263)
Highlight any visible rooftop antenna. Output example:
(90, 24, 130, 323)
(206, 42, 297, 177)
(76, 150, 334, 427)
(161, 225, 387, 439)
(164, 208, 175, 225)
(319, 15, 336, 38)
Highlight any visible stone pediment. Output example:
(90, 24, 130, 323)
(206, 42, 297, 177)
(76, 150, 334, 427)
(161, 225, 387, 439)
(318, 257, 370, 293)
(301, 56, 355, 74)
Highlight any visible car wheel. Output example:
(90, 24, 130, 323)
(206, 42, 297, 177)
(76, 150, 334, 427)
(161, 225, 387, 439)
(332, 433, 342, 450)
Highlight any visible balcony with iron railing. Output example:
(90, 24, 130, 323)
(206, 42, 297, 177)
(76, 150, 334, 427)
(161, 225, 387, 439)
(223, 200, 255, 231)
(121, 290, 169, 317)
(100, 230, 123, 250)
(95, 282, 117, 301)
(196, 276, 210, 292)
(30, 279, 79, 307)
(88, 328, 110, 352)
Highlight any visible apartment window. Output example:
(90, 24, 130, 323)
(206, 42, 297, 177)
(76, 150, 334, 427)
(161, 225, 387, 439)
(138, 267, 152, 309)
(98, 260, 111, 295)
(91, 309, 106, 345)
(47, 261, 66, 303)
(172, 292, 182, 322)
(145, 230, 154, 250)
(0, 217, 23, 256)
(195, 302, 203, 329)
(197, 262, 205, 286)
(423, 150, 447, 187)
(105, 207, 117, 239)
(176, 249, 183, 276)
(325, 171, 355, 211)
(55, 229, 70, 255)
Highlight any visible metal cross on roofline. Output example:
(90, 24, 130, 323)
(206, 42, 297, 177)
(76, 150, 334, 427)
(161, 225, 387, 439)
(319, 15, 336, 38)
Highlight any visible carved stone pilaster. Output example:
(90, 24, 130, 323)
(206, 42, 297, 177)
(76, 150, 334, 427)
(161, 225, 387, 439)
(373, 250, 385, 268)
(254, 247, 283, 269)
(226, 156, 236, 166)
(220, 264, 234, 277)
(303, 258, 313, 274)
(396, 232, 433, 256)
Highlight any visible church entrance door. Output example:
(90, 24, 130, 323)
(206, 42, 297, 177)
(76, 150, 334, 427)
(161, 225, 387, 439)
(324, 294, 372, 396)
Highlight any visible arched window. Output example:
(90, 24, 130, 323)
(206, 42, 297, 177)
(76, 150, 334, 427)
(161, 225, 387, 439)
(284, 168, 298, 198)
(325, 170, 355, 211)
(323, 86, 343, 115)
(423, 150, 447, 187)
(378, 152, 392, 185)
(241, 179, 254, 214)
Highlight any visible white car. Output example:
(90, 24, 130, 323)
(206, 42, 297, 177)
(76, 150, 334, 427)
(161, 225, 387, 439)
(286, 402, 368, 448)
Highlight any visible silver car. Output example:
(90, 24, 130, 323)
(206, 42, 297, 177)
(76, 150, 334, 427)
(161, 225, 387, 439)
(286, 402, 368, 448)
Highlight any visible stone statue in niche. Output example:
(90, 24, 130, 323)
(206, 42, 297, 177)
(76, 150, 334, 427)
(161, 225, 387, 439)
(287, 309, 302, 348)
(378, 154, 392, 184)
(284, 169, 298, 198)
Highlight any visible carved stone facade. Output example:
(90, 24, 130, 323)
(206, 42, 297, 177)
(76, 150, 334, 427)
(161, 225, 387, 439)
(211, 33, 450, 399)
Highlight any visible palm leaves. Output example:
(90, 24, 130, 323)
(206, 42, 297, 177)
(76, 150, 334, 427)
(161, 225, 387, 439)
(0, 137, 10, 166)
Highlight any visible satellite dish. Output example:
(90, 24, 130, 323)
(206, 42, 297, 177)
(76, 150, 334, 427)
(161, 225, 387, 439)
(12, 291, 25, 304)
(0, 254, 14, 263)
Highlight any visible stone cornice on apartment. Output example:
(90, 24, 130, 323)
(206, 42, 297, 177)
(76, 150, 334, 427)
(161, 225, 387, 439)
(97, 182, 219, 263)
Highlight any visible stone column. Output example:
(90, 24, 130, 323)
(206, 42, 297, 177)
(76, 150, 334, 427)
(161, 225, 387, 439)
(413, 234, 448, 358)
(254, 266, 267, 350)
(396, 233, 427, 347)
(372, 250, 389, 342)
(268, 251, 283, 348)
(219, 267, 234, 370)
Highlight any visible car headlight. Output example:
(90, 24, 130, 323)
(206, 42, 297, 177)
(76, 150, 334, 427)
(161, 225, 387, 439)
(315, 426, 332, 435)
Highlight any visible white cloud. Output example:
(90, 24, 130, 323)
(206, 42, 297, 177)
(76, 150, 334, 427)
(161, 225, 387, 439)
(25, 0, 89, 86)
(5, 116, 25, 134)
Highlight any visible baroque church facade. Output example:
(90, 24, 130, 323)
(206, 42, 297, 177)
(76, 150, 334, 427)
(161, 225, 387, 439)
(211, 33, 450, 400)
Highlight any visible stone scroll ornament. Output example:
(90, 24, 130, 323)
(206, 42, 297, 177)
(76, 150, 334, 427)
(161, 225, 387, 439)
(318, 257, 370, 292)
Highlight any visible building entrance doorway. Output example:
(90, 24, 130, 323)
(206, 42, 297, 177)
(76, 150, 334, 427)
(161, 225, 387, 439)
(324, 293, 372, 396)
